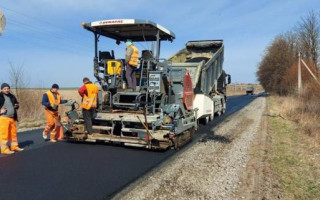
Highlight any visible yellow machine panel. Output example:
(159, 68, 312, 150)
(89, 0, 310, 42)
(107, 60, 122, 75)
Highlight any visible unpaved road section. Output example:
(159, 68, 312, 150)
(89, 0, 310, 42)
(116, 96, 268, 200)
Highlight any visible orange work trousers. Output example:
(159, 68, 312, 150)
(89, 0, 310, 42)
(43, 109, 64, 140)
(56, 124, 64, 140)
(0, 116, 19, 153)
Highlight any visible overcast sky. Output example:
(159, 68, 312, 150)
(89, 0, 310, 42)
(0, 0, 319, 87)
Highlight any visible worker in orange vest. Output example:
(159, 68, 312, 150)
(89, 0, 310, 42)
(0, 83, 24, 155)
(41, 84, 67, 142)
(125, 40, 139, 91)
(78, 77, 99, 135)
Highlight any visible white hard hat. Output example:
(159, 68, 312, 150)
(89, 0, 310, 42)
(125, 40, 133, 46)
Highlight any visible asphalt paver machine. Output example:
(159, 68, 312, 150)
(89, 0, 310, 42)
(65, 19, 197, 150)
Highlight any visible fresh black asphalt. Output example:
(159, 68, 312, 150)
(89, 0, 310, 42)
(0, 94, 262, 200)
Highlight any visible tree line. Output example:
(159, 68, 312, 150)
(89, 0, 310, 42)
(257, 11, 319, 95)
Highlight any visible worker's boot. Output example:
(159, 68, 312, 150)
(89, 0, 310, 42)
(42, 132, 48, 140)
(12, 147, 24, 152)
(2, 150, 15, 155)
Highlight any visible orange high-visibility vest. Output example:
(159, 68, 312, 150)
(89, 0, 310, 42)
(128, 45, 139, 67)
(46, 90, 61, 106)
(81, 83, 99, 110)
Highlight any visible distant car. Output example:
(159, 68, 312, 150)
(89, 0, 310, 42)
(246, 84, 254, 95)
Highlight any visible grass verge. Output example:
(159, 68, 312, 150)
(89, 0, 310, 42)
(268, 96, 320, 199)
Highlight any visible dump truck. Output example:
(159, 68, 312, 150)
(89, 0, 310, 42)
(169, 40, 231, 125)
(64, 19, 230, 150)
(246, 84, 254, 95)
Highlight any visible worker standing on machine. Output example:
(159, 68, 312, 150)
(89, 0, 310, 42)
(125, 39, 139, 91)
(42, 84, 67, 142)
(0, 83, 24, 155)
(78, 77, 99, 135)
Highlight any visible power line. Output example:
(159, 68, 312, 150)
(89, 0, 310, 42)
(1, 5, 156, 53)
(0, 4, 94, 53)
(0, 5, 155, 58)
(6, 18, 92, 52)
(0, 5, 90, 41)
(1, 32, 91, 56)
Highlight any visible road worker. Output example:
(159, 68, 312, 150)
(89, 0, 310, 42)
(78, 77, 99, 135)
(125, 39, 139, 91)
(41, 84, 67, 142)
(0, 83, 24, 154)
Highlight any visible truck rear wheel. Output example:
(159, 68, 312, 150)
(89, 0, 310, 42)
(199, 116, 209, 125)
(209, 113, 214, 121)
(221, 99, 226, 114)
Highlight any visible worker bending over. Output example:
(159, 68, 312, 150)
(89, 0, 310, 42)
(78, 77, 99, 135)
(0, 83, 24, 154)
(41, 84, 67, 142)
(125, 40, 139, 91)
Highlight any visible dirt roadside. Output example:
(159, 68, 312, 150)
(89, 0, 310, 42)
(114, 96, 273, 200)
(234, 99, 281, 200)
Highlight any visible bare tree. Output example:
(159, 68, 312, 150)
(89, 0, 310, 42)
(297, 11, 320, 67)
(8, 60, 28, 97)
(6, 61, 45, 121)
(284, 30, 300, 56)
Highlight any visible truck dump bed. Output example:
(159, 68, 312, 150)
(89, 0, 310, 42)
(168, 40, 224, 94)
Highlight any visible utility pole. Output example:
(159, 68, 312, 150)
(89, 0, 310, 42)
(298, 52, 302, 95)
(301, 58, 320, 86)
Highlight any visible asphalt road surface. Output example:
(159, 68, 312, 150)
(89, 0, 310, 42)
(0, 94, 261, 200)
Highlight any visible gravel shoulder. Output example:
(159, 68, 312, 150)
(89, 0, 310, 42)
(234, 98, 281, 200)
(115, 96, 269, 200)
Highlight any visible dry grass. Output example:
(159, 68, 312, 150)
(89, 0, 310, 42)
(226, 83, 264, 96)
(269, 94, 320, 140)
(16, 89, 45, 121)
(268, 96, 320, 199)
(14, 89, 81, 128)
